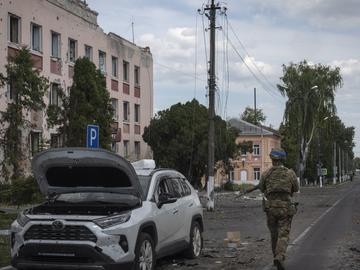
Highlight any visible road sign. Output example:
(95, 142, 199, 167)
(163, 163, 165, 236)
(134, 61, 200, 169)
(321, 168, 327, 176)
(86, 125, 99, 148)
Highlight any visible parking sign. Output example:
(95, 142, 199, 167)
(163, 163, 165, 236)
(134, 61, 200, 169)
(86, 125, 99, 148)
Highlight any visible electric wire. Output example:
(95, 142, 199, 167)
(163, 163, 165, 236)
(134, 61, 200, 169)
(227, 17, 279, 93)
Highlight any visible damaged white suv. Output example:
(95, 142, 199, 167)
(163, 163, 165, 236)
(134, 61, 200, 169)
(10, 148, 203, 270)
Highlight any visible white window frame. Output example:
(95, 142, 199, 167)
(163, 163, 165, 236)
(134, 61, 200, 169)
(49, 83, 60, 106)
(124, 140, 129, 157)
(134, 104, 140, 123)
(51, 31, 61, 58)
(111, 98, 118, 120)
(85, 45, 93, 61)
(123, 61, 129, 82)
(8, 13, 21, 44)
(123, 101, 129, 122)
(134, 65, 140, 85)
(31, 22, 42, 52)
(253, 143, 260, 156)
(135, 141, 141, 160)
(112, 56, 118, 77)
(99, 50, 106, 73)
(68, 38, 77, 62)
(254, 168, 261, 181)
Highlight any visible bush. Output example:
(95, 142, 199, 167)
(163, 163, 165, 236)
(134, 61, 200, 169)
(0, 175, 44, 206)
(223, 182, 256, 192)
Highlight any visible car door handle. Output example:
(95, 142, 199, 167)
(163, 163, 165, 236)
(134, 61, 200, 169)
(172, 209, 179, 214)
(188, 203, 194, 207)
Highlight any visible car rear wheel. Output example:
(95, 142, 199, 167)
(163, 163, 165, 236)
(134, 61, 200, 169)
(186, 221, 203, 258)
(134, 232, 155, 270)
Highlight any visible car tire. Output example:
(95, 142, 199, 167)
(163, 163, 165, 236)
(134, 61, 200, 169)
(185, 221, 203, 259)
(134, 232, 155, 270)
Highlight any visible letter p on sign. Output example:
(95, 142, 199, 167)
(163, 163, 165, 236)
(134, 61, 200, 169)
(86, 125, 99, 148)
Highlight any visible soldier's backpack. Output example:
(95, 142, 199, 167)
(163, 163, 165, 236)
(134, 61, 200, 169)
(264, 166, 293, 194)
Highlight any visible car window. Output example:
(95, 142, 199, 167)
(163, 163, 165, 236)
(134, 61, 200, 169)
(138, 175, 151, 197)
(169, 178, 183, 198)
(179, 178, 192, 196)
(154, 177, 173, 201)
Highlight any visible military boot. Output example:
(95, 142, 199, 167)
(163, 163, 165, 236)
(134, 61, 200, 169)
(274, 259, 285, 270)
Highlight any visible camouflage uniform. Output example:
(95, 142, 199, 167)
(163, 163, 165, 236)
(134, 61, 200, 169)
(258, 149, 299, 269)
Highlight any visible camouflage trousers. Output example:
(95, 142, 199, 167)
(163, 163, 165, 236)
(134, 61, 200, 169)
(266, 207, 293, 262)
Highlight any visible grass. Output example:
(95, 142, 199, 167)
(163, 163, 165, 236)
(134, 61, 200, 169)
(0, 212, 17, 268)
(0, 235, 11, 268)
(0, 212, 17, 230)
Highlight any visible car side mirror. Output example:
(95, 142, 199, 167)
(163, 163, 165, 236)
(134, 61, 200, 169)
(158, 193, 177, 208)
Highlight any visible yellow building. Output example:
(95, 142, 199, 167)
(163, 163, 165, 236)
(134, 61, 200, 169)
(215, 119, 281, 187)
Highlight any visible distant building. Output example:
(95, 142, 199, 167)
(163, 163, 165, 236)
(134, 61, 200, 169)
(215, 119, 282, 187)
(0, 0, 153, 164)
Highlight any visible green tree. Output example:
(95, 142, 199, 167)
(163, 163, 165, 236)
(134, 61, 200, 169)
(240, 106, 266, 125)
(143, 99, 238, 187)
(47, 57, 113, 148)
(277, 60, 342, 181)
(0, 48, 48, 181)
(354, 157, 360, 170)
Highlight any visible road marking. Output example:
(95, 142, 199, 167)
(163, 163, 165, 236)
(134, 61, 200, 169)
(261, 189, 352, 270)
(0, 266, 13, 270)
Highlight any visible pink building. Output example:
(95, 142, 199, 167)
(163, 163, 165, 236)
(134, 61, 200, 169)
(215, 119, 282, 187)
(0, 0, 153, 161)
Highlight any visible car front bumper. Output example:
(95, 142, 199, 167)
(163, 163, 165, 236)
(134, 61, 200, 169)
(11, 243, 133, 270)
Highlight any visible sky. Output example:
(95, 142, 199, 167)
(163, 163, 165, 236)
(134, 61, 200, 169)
(87, 0, 360, 156)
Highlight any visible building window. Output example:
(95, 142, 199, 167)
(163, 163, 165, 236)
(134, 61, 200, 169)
(30, 131, 41, 156)
(50, 133, 60, 148)
(253, 144, 260, 156)
(99, 51, 106, 73)
(135, 141, 140, 160)
(31, 23, 42, 52)
(112, 56, 118, 77)
(123, 61, 129, 82)
(111, 142, 118, 153)
(124, 140, 129, 157)
(49, 83, 60, 106)
(8, 13, 21, 43)
(68, 38, 77, 62)
(6, 83, 16, 100)
(85, 45, 93, 60)
(240, 148, 247, 156)
(51, 31, 61, 58)
(134, 104, 140, 123)
(229, 170, 235, 182)
(111, 98, 118, 120)
(123, 101, 129, 121)
(134, 66, 140, 85)
(254, 168, 261, 181)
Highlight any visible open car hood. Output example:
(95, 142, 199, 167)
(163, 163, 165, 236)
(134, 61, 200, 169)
(32, 148, 143, 198)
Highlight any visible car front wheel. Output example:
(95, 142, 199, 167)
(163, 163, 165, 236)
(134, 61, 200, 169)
(134, 232, 155, 270)
(186, 221, 203, 258)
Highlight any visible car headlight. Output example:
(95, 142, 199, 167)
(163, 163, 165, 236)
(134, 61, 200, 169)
(94, 212, 131, 229)
(16, 212, 30, 227)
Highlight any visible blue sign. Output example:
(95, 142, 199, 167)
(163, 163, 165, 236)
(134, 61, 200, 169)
(86, 125, 99, 148)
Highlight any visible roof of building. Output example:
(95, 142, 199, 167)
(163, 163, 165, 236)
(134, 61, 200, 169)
(228, 118, 280, 137)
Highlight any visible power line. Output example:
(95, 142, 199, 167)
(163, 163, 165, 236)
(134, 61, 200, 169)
(227, 17, 279, 93)
(154, 61, 206, 82)
(224, 31, 284, 103)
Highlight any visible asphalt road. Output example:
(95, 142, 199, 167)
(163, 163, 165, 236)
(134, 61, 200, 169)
(284, 178, 360, 270)
(2, 176, 360, 270)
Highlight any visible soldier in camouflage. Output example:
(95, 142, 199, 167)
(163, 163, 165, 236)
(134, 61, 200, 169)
(258, 148, 299, 270)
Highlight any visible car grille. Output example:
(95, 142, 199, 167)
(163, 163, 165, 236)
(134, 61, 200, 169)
(24, 225, 97, 242)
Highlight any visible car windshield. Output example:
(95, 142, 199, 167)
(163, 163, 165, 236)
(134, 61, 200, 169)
(138, 175, 151, 197)
(55, 192, 140, 206)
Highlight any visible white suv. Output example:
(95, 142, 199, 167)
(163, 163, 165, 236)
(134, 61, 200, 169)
(10, 148, 203, 270)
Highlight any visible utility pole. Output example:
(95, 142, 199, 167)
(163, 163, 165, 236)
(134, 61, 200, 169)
(333, 141, 337, 185)
(254, 88, 257, 125)
(339, 146, 342, 182)
(200, 0, 221, 211)
(131, 22, 135, 43)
